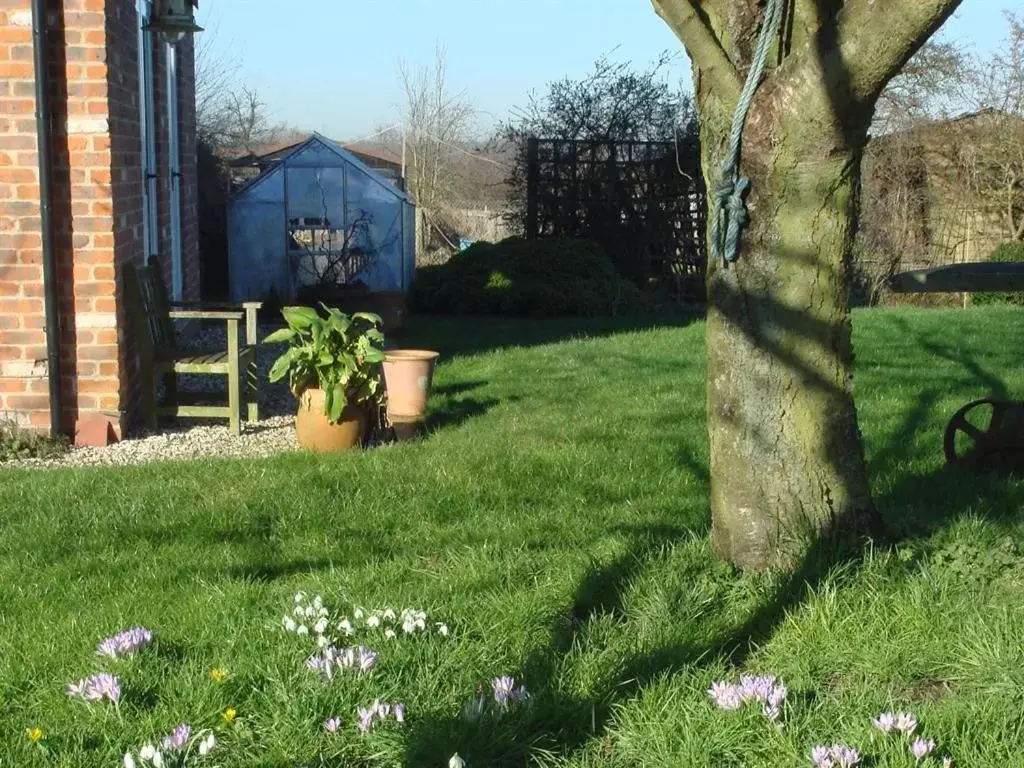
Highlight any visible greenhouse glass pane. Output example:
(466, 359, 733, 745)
(241, 165, 284, 203)
(286, 167, 344, 226)
(228, 201, 290, 302)
(345, 166, 403, 290)
(288, 140, 344, 167)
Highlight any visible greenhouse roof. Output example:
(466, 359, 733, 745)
(231, 132, 412, 203)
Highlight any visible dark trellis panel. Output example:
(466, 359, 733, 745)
(525, 137, 706, 298)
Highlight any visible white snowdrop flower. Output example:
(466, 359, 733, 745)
(198, 734, 216, 756)
(295, 592, 306, 603)
(382, 608, 396, 622)
(338, 618, 353, 635)
(296, 624, 309, 636)
(313, 595, 323, 609)
(283, 617, 298, 632)
(354, 607, 364, 620)
(384, 629, 396, 639)
(139, 744, 157, 761)
(293, 605, 305, 617)
(123, 753, 136, 768)
(314, 617, 329, 634)
(151, 751, 165, 768)
(316, 634, 330, 648)
(366, 615, 381, 628)
(437, 623, 450, 636)
(304, 605, 317, 619)
(449, 754, 467, 768)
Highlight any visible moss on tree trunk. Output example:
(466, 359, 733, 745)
(699, 94, 883, 570)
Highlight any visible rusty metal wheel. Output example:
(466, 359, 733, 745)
(943, 398, 1024, 470)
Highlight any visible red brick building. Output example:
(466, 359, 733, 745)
(0, 0, 200, 439)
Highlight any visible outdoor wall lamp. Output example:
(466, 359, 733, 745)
(145, 0, 203, 44)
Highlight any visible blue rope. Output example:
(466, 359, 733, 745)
(711, 0, 785, 265)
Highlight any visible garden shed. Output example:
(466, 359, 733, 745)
(228, 134, 416, 303)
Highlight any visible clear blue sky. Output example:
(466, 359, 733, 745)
(196, 0, 1017, 141)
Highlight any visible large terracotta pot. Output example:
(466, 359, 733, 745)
(382, 350, 440, 433)
(294, 388, 366, 452)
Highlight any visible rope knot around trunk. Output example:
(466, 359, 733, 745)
(709, 0, 784, 266)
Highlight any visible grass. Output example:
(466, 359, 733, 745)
(1, 306, 1023, 767)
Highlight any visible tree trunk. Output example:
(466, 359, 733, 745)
(698, 89, 884, 571)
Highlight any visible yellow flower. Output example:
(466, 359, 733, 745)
(27, 727, 44, 742)
(209, 667, 228, 684)
(221, 707, 237, 723)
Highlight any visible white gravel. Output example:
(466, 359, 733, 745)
(7, 322, 304, 470)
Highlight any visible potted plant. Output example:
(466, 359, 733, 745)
(382, 349, 441, 440)
(265, 305, 386, 452)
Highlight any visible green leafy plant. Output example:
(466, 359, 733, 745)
(264, 305, 386, 423)
(0, 420, 68, 463)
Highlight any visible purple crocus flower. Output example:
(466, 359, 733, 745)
(834, 746, 861, 767)
(739, 675, 776, 703)
(873, 712, 898, 733)
(911, 738, 936, 760)
(374, 700, 391, 719)
(812, 744, 860, 767)
(67, 673, 121, 704)
(896, 712, 918, 735)
(492, 676, 517, 707)
(356, 706, 376, 733)
(811, 745, 835, 768)
(357, 646, 378, 673)
(763, 683, 787, 719)
(393, 703, 406, 723)
(323, 717, 341, 734)
(161, 724, 191, 751)
(96, 627, 153, 658)
(708, 681, 744, 711)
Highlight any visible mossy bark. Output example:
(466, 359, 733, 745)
(697, 84, 884, 571)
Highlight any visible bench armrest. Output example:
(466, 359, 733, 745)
(168, 310, 245, 321)
(168, 300, 263, 310)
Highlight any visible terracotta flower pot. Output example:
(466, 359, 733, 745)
(382, 350, 440, 430)
(294, 388, 366, 452)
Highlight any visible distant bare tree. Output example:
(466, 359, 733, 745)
(398, 45, 477, 213)
(194, 33, 237, 144)
(872, 40, 968, 135)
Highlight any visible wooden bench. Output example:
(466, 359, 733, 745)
(124, 258, 262, 435)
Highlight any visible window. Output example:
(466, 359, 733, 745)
(137, 0, 158, 264)
(137, 0, 183, 300)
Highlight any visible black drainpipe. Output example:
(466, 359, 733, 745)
(30, 0, 64, 436)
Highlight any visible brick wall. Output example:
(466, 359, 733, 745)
(0, 0, 199, 436)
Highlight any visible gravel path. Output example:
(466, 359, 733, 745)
(7, 322, 303, 470)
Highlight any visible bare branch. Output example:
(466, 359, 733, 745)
(650, 0, 742, 103)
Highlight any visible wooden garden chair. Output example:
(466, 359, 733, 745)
(123, 258, 262, 435)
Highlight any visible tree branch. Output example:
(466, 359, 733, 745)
(835, 0, 966, 103)
(651, 0, 743, 103)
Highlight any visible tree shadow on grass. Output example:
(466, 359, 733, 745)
(424, 396, 510, 433)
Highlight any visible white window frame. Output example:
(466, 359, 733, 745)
(137, 0, 159, 267)
(165, 42, 183, 300)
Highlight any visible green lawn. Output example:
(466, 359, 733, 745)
(1, 307, 1023, 767)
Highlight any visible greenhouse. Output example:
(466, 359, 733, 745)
(227, 133, 416, 303)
